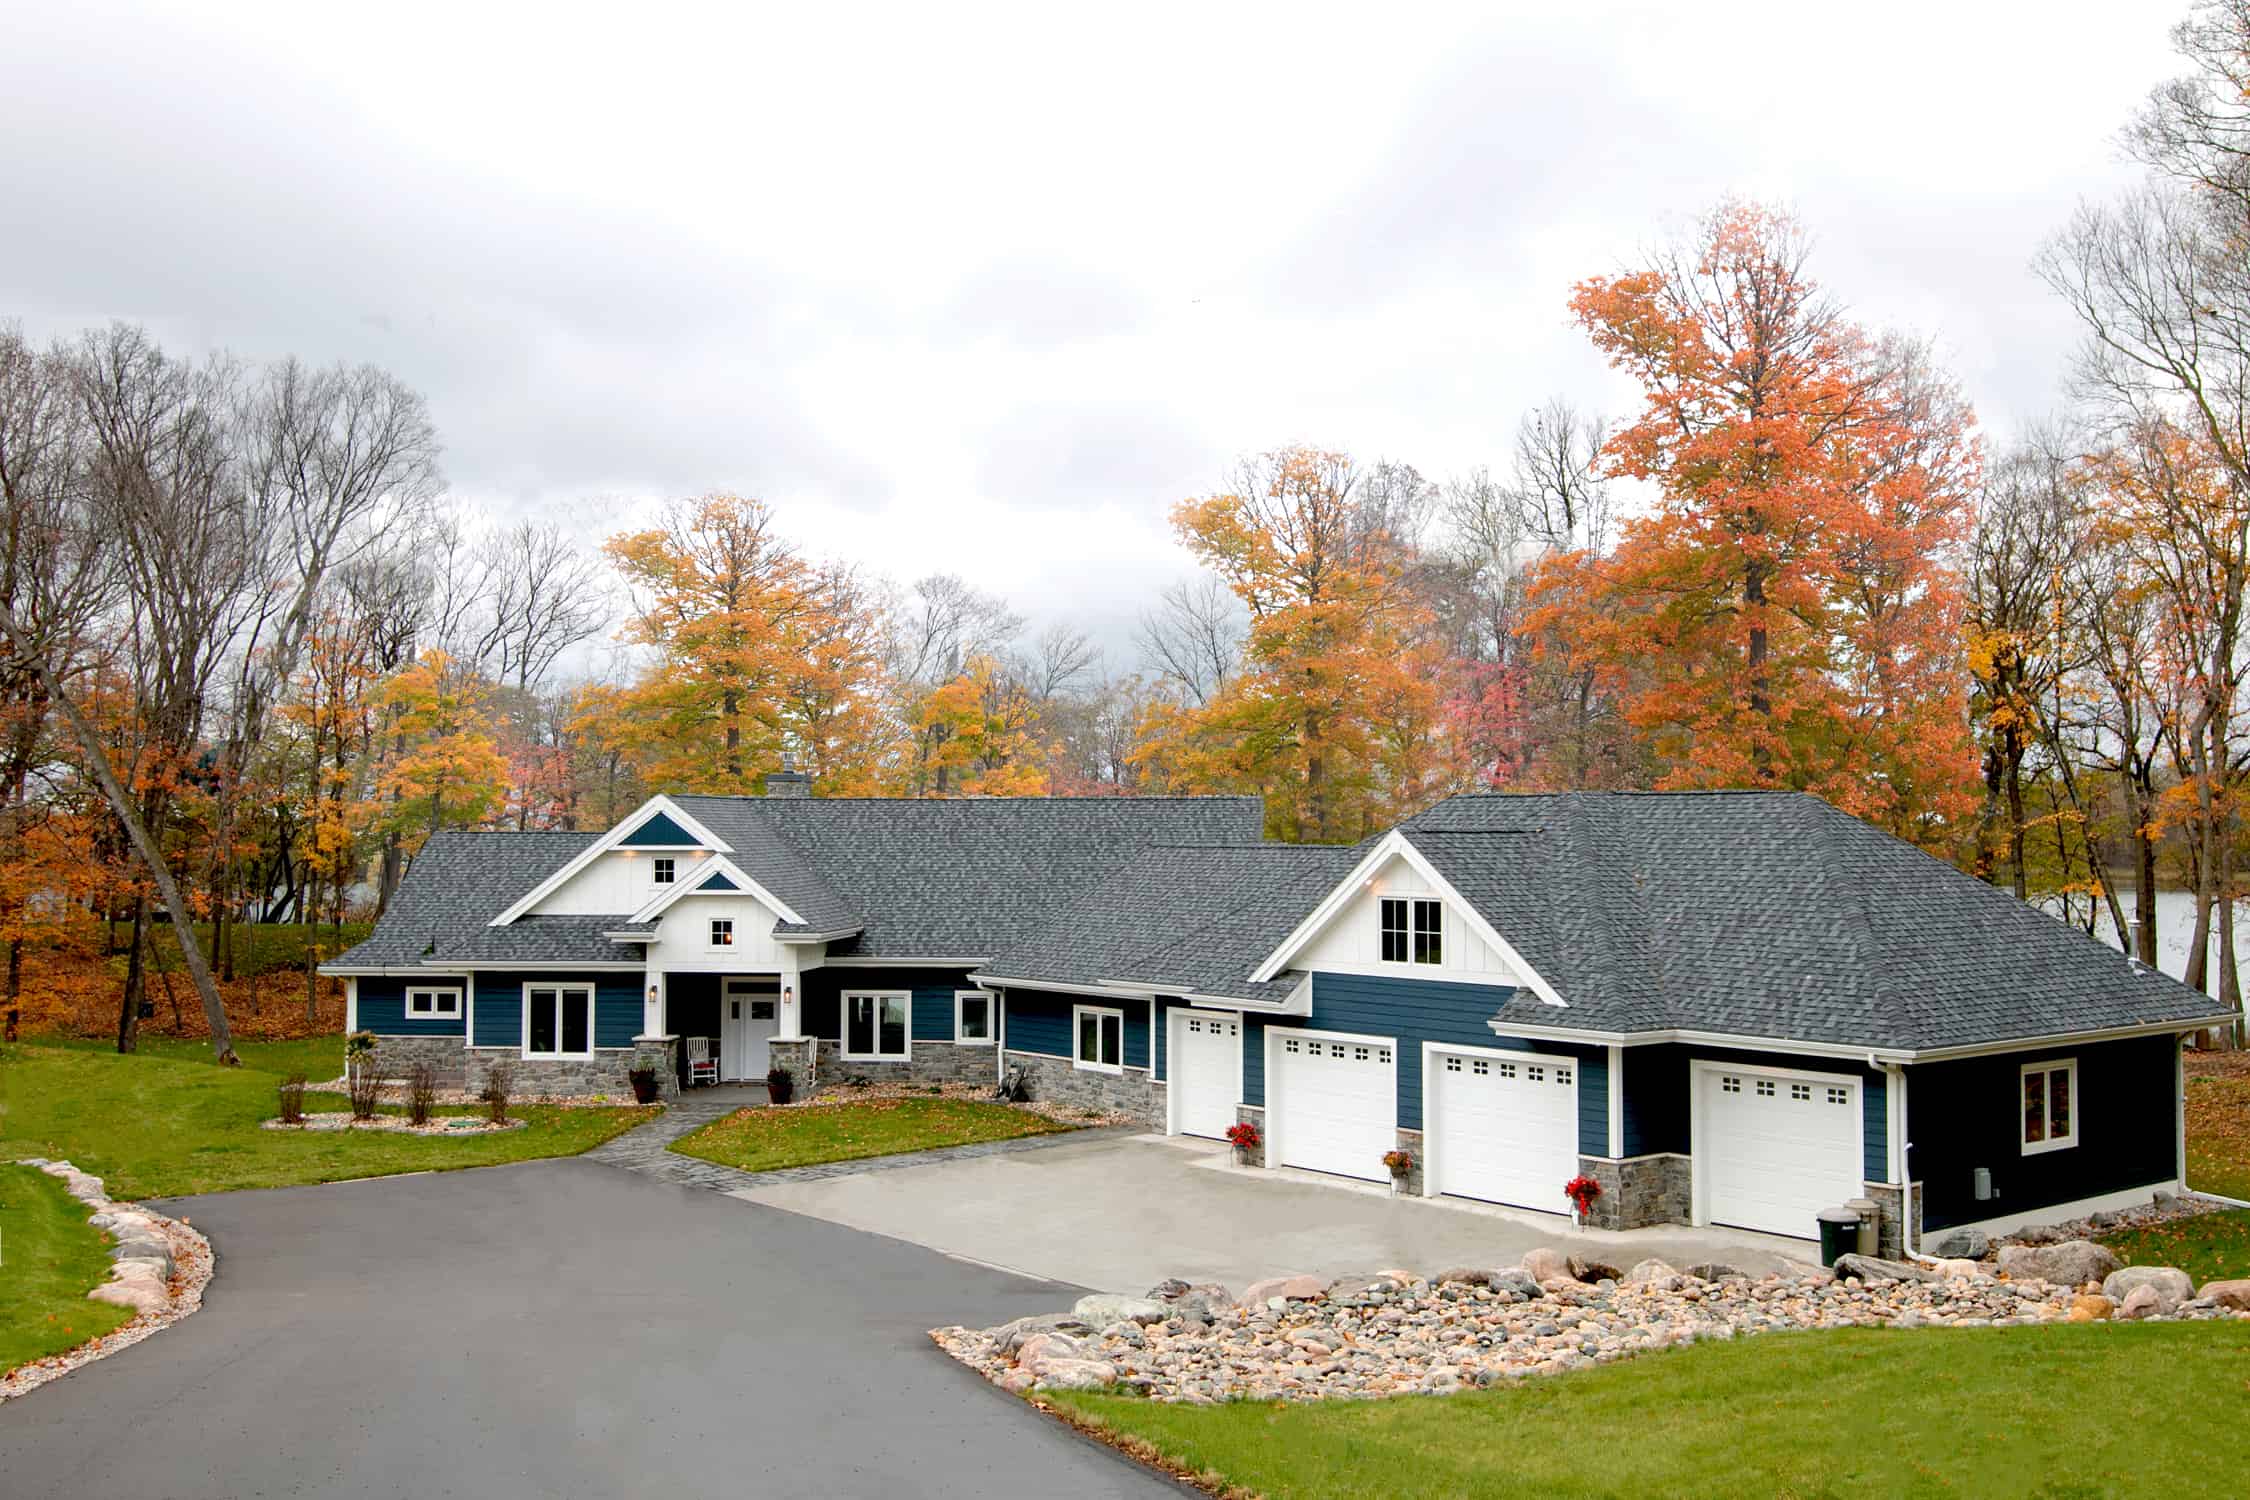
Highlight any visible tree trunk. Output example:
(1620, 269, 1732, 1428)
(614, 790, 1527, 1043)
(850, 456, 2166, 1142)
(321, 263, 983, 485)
(2004, 748, 2028, 901)
(1744, 559, 1772, 776)
(117, 895, 147, 1054)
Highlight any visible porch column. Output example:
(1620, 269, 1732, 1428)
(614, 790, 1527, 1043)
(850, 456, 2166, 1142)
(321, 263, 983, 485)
(1606, 1044, 1624, 1158)
(638, 969, 666, 1040)
(776, 955, 803, 1040)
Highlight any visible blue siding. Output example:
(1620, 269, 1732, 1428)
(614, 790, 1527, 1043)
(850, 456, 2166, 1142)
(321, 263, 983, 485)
(467, 973, 638, 1050)
(1910, 1034, 2176, 1231)
(1001, 987, 1149, 1069)
(619, 812, 698, 846)
(799, 966, 982, 1043)
(356, 975, 469, 1037)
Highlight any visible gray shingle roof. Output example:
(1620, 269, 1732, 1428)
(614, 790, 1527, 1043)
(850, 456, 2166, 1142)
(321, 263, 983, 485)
(982, 843, 1365, 1003)
(1407, 791, 2233, 1051)
(326, 831, 630, 969)
(331, 795, 1268, 970)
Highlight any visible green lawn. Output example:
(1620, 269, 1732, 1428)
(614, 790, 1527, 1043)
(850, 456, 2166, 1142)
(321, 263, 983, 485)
(2185, 1054, 2250, 1199)
(0, 1163, 135, 1377)
(2101, 1207, 2250, 1287)
(0, 1044, 654, 1199)
(34, 1034, 344, 1080)
(134, 921, 374, 980)
(670, 1096, 1073, 1172)
(1053, 1324, 2250, 1499)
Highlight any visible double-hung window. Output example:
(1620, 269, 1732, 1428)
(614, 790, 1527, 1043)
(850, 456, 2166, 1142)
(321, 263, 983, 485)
(524, 984, 593, 1059)
(405, 986, 461, 1019)
(955, 989, 993, 1044)
(1380, 897, 1443, 965)
(652, 856, 676, 886)
(2021, 1059, 2077, 1154)
(844, 992, 910, 1059)
(1074, 1005, 1123, 1073)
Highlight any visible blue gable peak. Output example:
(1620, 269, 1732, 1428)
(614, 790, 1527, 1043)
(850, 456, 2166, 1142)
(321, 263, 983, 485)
(619, 810, 701, 847)
(698, 869, 742, 891)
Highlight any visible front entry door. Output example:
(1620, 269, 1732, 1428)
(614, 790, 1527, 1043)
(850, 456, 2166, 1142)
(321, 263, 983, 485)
(721, 979, 781, 1081)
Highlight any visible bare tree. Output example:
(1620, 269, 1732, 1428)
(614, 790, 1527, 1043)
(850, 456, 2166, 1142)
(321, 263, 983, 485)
(453, 519, 609, 692)
(1134, 576, 1243, 707)
(1503, 398, 1614, 555)
(1014, 621, 1099, 702)
(889, 573, 1022, 688)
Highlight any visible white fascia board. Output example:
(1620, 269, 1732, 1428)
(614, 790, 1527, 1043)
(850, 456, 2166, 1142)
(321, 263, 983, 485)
(321, 965, 473, 978)
(972, 974, 1152, 999)
(970, 971, 1313, 1015)
(773, 929, 864, 945)
(489, 795, 733, 927)
(1899, 1019, 2219, 1062)
(1477, 1017, 2210, 1065)
(826, 954, 985, 967)
(1247, 829, 1568, 1008)
(625, 853, 806, 927)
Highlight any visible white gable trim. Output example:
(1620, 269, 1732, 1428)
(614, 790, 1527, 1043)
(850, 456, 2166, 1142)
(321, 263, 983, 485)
(625, 853, 805, 927)
(488, 795, 735, 927)
(1247, 830, 1567, 1008)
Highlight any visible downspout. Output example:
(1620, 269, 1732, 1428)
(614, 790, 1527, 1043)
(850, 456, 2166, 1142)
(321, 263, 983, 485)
(1881, 1059, 1939, 1265)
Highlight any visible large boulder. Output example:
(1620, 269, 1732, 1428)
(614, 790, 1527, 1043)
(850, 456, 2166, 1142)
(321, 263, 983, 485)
(1622, 1258, 1680, 1286)
(1012, 1331, 1087, 1368)
(2068, 1293, 2116, 1322)
(1148, 1280, 1233, 1325)
(2101, 1265, 2194, 1312)
(1996, 1240, 2121, 1288)
(1568, 1256, 1623, 1284)
(1926, 1227, 1989, 1259)
(1241, 1274, 1326, 1306)
(2116, 1285, 2165, 1321)
(1071, 1293, 1168, 1327)
(986, 1313, 1092, 1356)
(1833, 1254, 1941, 1284)
(2201, 1278, 2250, 1312)
(1031, 1358, 1119, 1391)
(1519, 1247, 1574, 1283)
(87, 1271, 166, 1316)
(1488, 1268, 1544, 1299)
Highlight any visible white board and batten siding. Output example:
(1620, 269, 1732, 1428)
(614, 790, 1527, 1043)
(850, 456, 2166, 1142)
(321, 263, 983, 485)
(529, 849, 723, 917)
(1291, 854, 1533, 988)
(643, 894, 795, 973)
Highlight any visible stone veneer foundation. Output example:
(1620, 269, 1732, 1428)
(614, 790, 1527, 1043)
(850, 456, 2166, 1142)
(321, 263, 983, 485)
(1001, 1049, 1164, 1123)
(364, 1035, 674, 1099)
(765, 1037, 1007, 1094)
(1572, 1154, 1693, 1231)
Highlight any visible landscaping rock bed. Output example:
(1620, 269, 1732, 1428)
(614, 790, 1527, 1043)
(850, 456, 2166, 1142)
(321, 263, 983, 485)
(303, 1078, 638, 1109)
(933, 1242, 2250, 1403)
(3, 1159, 213, 1406)
(261, 1114, 528, 1135)
(794, 1079, 1134, 1130)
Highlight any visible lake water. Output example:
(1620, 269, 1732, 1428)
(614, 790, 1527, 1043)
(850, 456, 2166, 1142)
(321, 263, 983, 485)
(2041, 886, 2250, 990)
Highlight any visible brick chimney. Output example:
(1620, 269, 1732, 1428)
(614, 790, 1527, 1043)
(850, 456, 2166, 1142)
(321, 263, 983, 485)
(764, 752, 811, 799)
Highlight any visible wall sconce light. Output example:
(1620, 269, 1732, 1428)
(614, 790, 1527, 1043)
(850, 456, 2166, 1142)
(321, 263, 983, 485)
(647, 984, 658, 1001)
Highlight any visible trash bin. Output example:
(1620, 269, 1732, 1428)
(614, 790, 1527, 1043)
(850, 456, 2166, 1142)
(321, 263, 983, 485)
(1816, 1206, 1860, 1267)
(1846, 1197, 1883, 1258)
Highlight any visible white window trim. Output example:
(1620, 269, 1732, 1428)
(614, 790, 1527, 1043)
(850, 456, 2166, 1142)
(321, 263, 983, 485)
(841, 990, 913, 1061)
(954, 989, 994, 1045)
(708, 917, 735, 949)
(1073, 1004, 1125, 1074)
(651, 856, 676, 886)
(405, 985, 462, 1019)
(1377, 895, 1445, 967)
(2021, 1058, 2079, 1155)
(521, 982, 597, 1061)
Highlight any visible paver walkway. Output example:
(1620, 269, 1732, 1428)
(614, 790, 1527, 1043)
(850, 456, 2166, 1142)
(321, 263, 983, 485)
(586, 1087, 1128, 1193)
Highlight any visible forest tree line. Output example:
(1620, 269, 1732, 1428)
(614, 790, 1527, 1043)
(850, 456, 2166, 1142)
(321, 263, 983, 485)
(3, 2, 2247, 1055)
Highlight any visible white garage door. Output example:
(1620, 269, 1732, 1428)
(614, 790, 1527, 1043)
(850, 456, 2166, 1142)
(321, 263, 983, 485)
(1428, 1048, 1580, 1214)
(1170, 1010, 1241, 1140)
(1271, 1030, 1395, 1183)
(1698, 1066, 1863, 1239)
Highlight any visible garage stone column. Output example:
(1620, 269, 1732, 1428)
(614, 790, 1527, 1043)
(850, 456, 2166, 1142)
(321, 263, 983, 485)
(1392, 1128, 1425, 1195)
(630, 1037, 678, 1100)
(1234, 1105, 1268, 1167)
(768, 1037, 817, 1097)
(1858, 1183, 1916, 1258)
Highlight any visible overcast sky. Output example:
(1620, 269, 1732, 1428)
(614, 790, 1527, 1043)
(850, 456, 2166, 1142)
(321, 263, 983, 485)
(1, 1, 2186, 671)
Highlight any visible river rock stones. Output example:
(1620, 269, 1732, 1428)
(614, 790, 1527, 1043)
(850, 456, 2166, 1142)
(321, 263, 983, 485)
(1996, 1239, 2121, 1287)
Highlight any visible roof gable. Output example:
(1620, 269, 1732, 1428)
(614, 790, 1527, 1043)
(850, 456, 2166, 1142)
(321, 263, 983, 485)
(618, 811, 702, 847)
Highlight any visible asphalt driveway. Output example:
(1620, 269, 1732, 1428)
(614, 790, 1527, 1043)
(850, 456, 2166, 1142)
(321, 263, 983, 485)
(0, 1159, 1177, 1499)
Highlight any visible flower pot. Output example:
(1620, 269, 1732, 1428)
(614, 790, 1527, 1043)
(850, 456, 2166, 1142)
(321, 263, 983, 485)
(1233, 1145, 1252, 1167)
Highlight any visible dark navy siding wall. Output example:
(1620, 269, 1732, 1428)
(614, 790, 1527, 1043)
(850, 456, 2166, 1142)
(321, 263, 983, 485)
(466, 972, 638, 1049)
(799, 966, 980, 1043)
(1621, 1044, 1886, 1180)
(357, 975, 469, 1037)
(1910, 1034, 2177, 1231)
(1001, 988, 1150, 1069)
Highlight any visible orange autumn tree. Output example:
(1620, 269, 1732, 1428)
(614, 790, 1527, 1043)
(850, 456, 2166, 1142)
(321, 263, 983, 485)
(907, 654, 1050, 795)
(1137, 447, 1456, 841)
(1524, 202, 1981, 846)
(372, 651, 510, 859)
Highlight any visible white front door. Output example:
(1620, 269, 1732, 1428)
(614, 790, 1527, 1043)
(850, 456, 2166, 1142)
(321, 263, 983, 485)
(1427, 1046, 1580, 1214)
(721, 979, 781, 1081)
(1696, 1064, 1864, 1239)
(1269, 1028, 1395, 1182)
(1169, 1009, 1241, 1140)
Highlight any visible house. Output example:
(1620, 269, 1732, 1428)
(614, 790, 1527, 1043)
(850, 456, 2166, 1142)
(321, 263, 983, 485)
(325, 784, 2232, 1255)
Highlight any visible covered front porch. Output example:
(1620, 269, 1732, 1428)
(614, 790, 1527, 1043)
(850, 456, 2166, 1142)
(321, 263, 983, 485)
(645, 970, 806, 1088)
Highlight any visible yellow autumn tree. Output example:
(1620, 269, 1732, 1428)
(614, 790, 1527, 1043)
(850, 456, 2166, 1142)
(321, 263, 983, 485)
(907, 655, 1049, 795)
(1134, 447, 1457, 841)
(372, 651, 510, 858)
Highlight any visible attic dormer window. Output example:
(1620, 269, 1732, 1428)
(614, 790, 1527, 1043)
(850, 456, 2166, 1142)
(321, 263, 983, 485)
(652, 857, 675, 885)
(1380, 897, 1442, 965)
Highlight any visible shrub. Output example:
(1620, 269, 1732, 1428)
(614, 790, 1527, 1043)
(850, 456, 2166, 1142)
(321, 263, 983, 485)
(627, 1065, 662, 1104)
(480, 1058, 517, 1125)
(406, 1062, 438, 1126)
(278, 1071, 306, 1124)
(1383, 1148, 1414, 1178)
(766, 1065, 795, 1105)
(347, 1060, 383, 1121)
